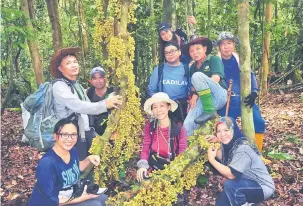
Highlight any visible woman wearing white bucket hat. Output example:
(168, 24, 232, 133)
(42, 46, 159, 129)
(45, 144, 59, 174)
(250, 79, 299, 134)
(136, 92, 188, 182)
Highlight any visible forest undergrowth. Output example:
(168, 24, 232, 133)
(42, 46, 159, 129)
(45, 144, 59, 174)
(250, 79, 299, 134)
(1, 92, 302, 206)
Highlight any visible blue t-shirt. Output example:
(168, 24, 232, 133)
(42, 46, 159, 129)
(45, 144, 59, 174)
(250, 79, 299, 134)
(28, 147, 80, 206)
(147, 62, 189, 100)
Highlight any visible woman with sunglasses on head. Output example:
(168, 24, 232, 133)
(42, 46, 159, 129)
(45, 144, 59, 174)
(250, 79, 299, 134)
(28, 114, 107, 206)
(207, 117, 274, 206)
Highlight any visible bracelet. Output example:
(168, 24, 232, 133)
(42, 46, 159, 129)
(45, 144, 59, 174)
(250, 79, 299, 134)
(190, 91, 198, 96)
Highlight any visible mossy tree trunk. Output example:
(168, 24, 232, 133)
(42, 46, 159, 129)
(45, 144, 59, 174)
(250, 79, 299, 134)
(237, 0, 255, 142)
(149, 0, 157, 65)
(163, 0, 176, 29)
(107, 121, 215, 205)
(86, 0, 143, 184)
(78, 0, 89, 56)
(20, 0, 43, 85)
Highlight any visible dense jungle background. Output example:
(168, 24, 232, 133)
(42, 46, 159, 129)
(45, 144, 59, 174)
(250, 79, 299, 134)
(1, 0, 303, 205)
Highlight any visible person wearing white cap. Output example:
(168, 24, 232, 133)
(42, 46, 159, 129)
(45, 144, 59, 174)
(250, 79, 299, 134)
(86, 67, 114, 136)
(136, 92, 188, 182)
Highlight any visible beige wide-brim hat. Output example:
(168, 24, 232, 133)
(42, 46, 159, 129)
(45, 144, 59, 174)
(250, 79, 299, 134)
(144, 92, 178, 115)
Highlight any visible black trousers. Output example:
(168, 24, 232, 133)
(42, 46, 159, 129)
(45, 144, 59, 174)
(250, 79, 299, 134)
(173, 99, 188, 123)
(75, 128, 97, 161)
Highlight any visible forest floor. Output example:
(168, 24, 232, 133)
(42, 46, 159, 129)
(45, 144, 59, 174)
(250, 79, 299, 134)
(1, 92, 303, 206)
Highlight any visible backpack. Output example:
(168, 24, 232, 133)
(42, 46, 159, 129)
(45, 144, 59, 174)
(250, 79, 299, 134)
(157, 63, 190, 93)
(149, 120, 182, 161)
(175, 27, 188, 44)
(23, 79, 74, 151)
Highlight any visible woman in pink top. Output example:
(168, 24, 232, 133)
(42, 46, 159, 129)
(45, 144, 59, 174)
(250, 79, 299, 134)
(136, 92, 188, 182)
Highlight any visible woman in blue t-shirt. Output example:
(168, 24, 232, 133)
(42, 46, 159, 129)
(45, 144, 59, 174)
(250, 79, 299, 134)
(28, 114, 107, 206)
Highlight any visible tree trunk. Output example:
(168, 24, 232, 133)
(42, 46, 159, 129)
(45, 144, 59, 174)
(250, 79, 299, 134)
(78, 0, 89, 56)
(251, 0, 260, 71)
(149, 0, 157, 65)
(46, 0, 63, 51)
(274, 1, 278, 73)
(84, 0, 144, 183)
(186, 0, 195, 38)
(162, 0, 176, 29)
(27, 0, 35, 19)
(20, 0, 44, 85)
(208, 0, 211, 38)
(237, 0, 255, 142)
(107, 121, 215, 205)
(1, 46, 14, 115)
(260, 2, 273, 97)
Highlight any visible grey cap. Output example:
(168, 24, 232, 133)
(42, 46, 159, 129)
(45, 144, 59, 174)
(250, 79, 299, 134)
(216, 32, 239, 46)
(90, 67, 106, 78)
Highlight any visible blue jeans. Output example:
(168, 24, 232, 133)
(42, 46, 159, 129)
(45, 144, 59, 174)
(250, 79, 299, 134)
(218, 96, 265, 133)
(216, 178, 264, 206)
(184, 72, 227, 136)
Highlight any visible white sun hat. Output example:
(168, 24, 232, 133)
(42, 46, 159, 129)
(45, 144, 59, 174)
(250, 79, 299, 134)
(144, 92, 178, 115)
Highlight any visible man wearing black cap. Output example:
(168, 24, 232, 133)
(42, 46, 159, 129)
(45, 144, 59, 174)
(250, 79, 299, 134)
(86, 66, 114, 136)
(182, 37, 228, 136)
(50, 47, 122, 160)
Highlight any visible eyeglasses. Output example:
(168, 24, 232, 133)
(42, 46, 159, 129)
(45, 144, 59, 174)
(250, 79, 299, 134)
(164, 49, 178, 56)
(57, 133, 78, 139)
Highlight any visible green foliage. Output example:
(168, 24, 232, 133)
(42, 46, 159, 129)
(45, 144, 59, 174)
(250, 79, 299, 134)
(267, 150, 295, 160)
(286, 135, 302, 145)
(196, 174, 209, 187)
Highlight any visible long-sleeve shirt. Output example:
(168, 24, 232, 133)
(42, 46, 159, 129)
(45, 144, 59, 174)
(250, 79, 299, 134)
(53, 80, 107, 131)
(28, 147, 80, 206)
(147, 63, 190, 100)
(140, 121, 188, 160)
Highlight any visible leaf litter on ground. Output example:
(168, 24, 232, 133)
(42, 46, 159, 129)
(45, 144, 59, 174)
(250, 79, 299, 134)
(1, 92, 302, 206)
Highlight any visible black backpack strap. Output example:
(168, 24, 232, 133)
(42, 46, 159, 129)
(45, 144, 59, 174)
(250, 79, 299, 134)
(157, 64, 164, 92)
(184, 63, 190, 88)
(170, 121, 182, 161)
(86, 87, 95, 100)
(149, 120, 157, 151)
(52, 78, 75, 94)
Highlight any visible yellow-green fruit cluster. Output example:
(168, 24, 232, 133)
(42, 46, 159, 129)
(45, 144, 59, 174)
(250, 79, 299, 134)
(91, 0, 144, 187)
(107, 122, 217, 205)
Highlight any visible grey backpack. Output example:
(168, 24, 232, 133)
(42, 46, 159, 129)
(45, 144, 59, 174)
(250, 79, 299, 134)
(23, 79, 73, 151)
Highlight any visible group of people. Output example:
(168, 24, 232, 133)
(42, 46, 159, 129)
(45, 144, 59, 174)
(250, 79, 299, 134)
(141, 23, 274, 205)
(28, 18, 274, 206)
